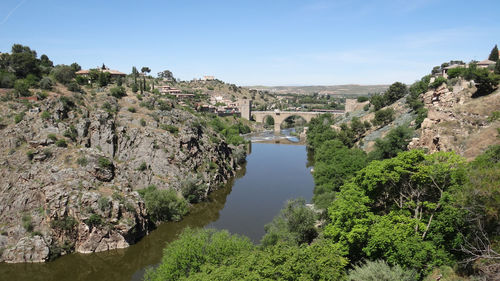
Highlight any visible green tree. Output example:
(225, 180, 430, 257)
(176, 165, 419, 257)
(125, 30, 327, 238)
(144, 228, 253, 281)
(9, 44, 40, 78)
(325, 150, 468, 274)
(51, 64, 76, 84)
(368, 125, 413, 160)
(132, 66, 139, 85)
(384, 82, 408, 104)
(313, 140, 368, 209)
(261, 198, 318, 246)
(139, 185, 188, 222)
(14, 79, 31, 97)
(488, 44, 499, 61)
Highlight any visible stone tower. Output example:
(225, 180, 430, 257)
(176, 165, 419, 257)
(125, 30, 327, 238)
(239, 99, 252, 120)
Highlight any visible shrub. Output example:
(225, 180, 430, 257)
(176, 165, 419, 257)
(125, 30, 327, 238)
(76, 157, 88, 166)
(139, 185, 188, 222)
(63, 125, 77, 141)
(161, 124, 179, 134)
(0, 71, 16, 88)
(98, 197, 110, 211)
(127, 107, 136, 113)
(14, 79, 31, 97)
(261, 198, 318, 247)
(26, 150, 34, 160)
(446, 67, 466, 79)
(37, 91, 48, 100)
(41, 111, 51, 120)
(55, 139, 67, 147)
(14, 112, 25, 123)
(140, 118, 146, 126)
(39, 76, 53, 90)
(181, 176, 207, 203)
(86, 214, 102, 228)
(347, 260, 416, 281)
(66, 81, 80, 92)
(98, 157, 113, 169)
(357, 96, 369, 102)
(368, 125, 413, 160)
(137, 162, 148, 171)
(47, 134, 57, 141)
(51, 65, 75, 84)
(50, 216, 77, 232)
(131, 83, 138, 93)
(22, 214, 33, 232)
(372, 108, 394, 126)
(429, 76, 447, 89)
(110, 86, 126, 98)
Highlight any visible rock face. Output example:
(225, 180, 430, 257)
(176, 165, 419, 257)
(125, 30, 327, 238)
(0, 95, 243, 263)
(408, 80, 500, 159)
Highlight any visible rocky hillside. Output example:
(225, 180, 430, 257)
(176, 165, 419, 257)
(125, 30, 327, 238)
(330, 79, 499, 160)
(410, 80, 500, 159)
(0, 85, 245, 263)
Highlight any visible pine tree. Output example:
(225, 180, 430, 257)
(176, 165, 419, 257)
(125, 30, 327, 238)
(488, 44, 499, 61)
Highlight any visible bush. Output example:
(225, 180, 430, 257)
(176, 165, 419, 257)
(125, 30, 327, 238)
(372, 108, 394, 126)
(137, 162, 148, 171)
(66, 81, 80, 92)
(86, 214, 103, 228)
(41, 111, 51, 120)
(357, 96, 369, 102)
(47, 134, 57, 141)
(368, 125, 413, 160)
(98, 157, 113, 169)
(55, 139, 67, 147)
(0, 71, 16, 88)
(26, 150, 34, 160)
(446, 67, 466, 79)
(110, 86, 126, 98)
(347, 260, 416, 281)
(98, 197, 110, 211)
(76, 157, 88, 166)
(181, 176, 207, 203)
(140, 118, 146, 126)
(139, 185, 188, 222)
(127, 107, 136, 113)
(162, 124, 179, 134)
(261, 198, 318, 247)
(14, 112, 25, 123)
(429, 76, 447, 89)
(14, 79, 31, 97)
(131, 83, 138, 93)
(63, 125, 77, 141)
(39, 76, 53, 90)
(51, 65, 75, 84)
(22, 214, 33, 232)
(50, 216, 77, 232)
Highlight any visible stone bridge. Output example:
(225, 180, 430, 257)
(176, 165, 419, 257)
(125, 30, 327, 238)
(252, 111, 343, 133)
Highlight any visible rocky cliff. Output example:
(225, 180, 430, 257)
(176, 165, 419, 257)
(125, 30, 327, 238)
(0, 89, 244, 263)
(409, 80, 500, 159)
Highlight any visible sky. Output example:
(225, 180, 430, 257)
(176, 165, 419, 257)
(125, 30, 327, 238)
(0, 0, 499, 86)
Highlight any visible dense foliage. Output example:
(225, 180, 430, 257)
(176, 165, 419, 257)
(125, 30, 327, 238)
(145, 228, 347, 281)
(138, 185, 188, 222)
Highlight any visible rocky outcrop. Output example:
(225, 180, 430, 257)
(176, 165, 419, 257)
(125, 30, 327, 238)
(0, 95, 243, 263)
(408, 80, 500, 159)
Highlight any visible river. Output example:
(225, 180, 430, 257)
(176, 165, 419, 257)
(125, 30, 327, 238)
(0, 142, 314, 281)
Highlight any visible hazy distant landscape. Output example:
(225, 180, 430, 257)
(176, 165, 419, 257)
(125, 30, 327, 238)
(246, 84, 390, 96)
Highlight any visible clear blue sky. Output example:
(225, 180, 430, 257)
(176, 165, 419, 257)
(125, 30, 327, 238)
(0, 0, 499, 86)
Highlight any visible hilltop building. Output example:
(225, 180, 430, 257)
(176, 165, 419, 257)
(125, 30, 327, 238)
(202, 76, 215, 81)
(75, 64, 126, 78)
(477, 59, 496, 68)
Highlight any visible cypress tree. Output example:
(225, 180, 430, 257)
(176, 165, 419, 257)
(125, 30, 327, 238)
(488, 44, 499, 61)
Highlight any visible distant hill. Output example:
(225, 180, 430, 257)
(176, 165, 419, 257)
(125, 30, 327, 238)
(245, 84, 390, 96)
